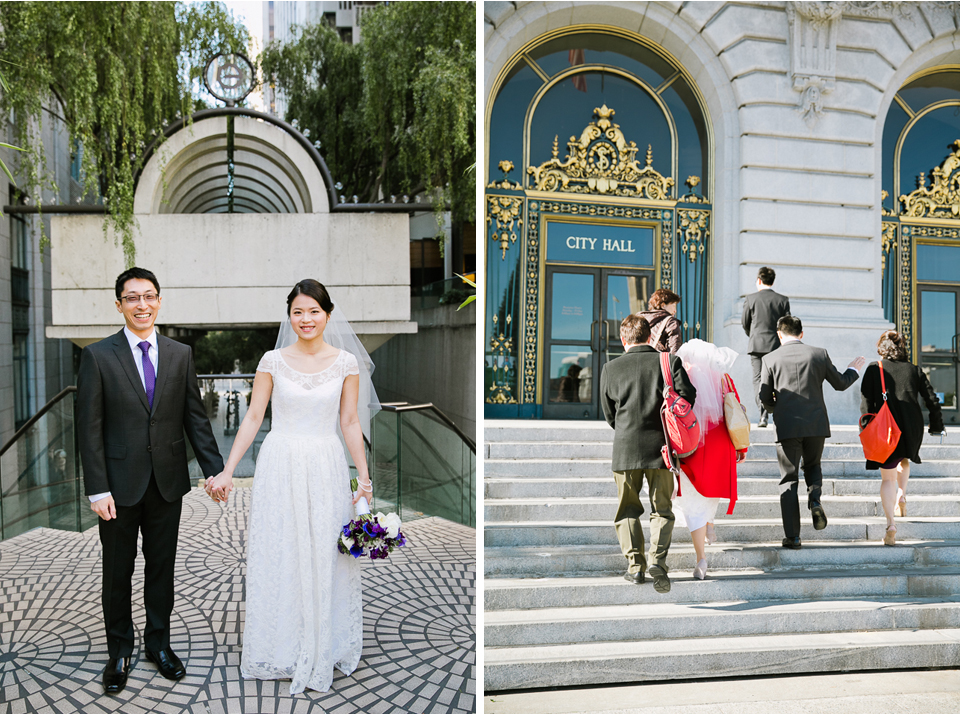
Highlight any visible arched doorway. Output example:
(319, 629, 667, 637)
(484, 27, 712, 419)
(881, 67, 960, 423)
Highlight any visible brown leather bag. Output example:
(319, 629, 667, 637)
(859, 359, 902, 463)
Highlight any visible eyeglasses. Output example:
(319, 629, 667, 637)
(119, 293, 160, 305)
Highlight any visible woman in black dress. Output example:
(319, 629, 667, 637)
(860, 331, 944, 546)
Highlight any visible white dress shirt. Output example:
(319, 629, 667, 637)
(89, 327, 159, 503)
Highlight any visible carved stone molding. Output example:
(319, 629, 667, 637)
(786, 2, 841, 126)
(526, 104, 675, 199)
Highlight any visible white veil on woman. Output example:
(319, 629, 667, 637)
(676, 339, 738, 443)
(275, 305, 381, 442)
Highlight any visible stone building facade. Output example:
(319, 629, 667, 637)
(484, 1, 960, 425)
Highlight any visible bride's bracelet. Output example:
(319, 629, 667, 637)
(357, 481, 373, 492)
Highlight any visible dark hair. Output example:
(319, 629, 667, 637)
(777, 315, 802, 337)
(115, 267, 160, 299)
(648, 288, 681, 310)
(620, 314, 651, 345)
(877, 330, 908, 361)
(286, 279, 334, 315)
(758, 266, 776, 286)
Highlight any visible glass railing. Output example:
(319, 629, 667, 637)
(0, 387, 96, 540)
(1, 379, 475, 539)
(371, 403, 476, 528)
(412, 275, 476, 311)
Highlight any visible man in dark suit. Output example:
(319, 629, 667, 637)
(742, 266, 791, 427)
(77, 267, 224, 694)
(759, 316, 865, 549)
(600, 314, 696, 593)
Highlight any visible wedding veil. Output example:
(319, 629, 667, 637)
(275, 305, 381, 441)
(676, 339, 739, 443)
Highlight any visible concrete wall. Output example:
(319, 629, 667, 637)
(483, 1, 960, 424)
(48, 212, 417, 348)
(371, 302, 476, 442)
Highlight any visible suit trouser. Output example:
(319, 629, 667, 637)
(612, 468, 675, 574)
(750, 354, 769, 421)
(776, 437, 825, 539)
(99, 473, 182, 658)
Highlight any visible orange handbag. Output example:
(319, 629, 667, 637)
(859, 359, 901, 463)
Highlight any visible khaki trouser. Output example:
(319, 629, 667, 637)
(613, 468, 676, 575)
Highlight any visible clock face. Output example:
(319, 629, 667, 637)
(204, 53, 254, 104)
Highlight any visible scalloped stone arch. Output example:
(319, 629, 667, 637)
(134, 115, 330, 215)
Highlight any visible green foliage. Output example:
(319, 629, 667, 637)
(193, 329, 277, 375)
(262, 1, 476, 224)
(0, 2, 250, 264)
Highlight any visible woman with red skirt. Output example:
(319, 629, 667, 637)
(675, 340, 747, 579)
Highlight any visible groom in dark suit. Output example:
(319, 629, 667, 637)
(742, 266, 791, 427)
(600, 314, 696, 593)
(77, 267, 224, 694)
(759, 316, 864, 549)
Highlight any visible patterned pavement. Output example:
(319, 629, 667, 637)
(0, 488, 476, 714)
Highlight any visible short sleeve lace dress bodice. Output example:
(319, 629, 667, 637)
(240, 348, 362, 694)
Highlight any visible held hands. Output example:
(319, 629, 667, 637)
(91, 494, 117, 521)
(848, 356, 866, 372)
(204, 472, 234, 503)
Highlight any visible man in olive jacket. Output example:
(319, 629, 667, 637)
(600, 314, 696, 593)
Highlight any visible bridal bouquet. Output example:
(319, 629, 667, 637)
(338, 478, 407, 560)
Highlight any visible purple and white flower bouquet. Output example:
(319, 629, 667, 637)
(337, 478, 407, 560)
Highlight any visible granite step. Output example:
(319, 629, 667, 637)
(483, 567, 960, 610)
(484, 422, 959, 445)
(484, 495, 960, 523)
(485, 457, 960, 478)
(484, 476, 960, 499)
(483, 627, 960, 690)
(483, 517, 960, 547)
(488, 440, 960, 460)
(484, 541, 960, 578)
(485, 596, 960, 647)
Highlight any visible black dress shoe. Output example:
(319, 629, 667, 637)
(648, 564, 671, 593)
(103, 657, 130, 694)
(145, 647, 186, 680)
(623, 571, 645, 584)
(782, 536, 802, 549)
(810, 502, 828, 530)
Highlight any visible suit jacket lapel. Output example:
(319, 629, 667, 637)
(150, 335, 172, 416)
(111, 330, 151, 413)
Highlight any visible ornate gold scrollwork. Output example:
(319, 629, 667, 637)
(899, 140, 960, 218)
(679, 176, 707, 204)
(487, 195, 523, 259)
(526, 104, 675, 199)
(880, 190, 896, 217)
(487, 160, 524, 190)
(881, 221, 897, 274)
(678, 209, 709, 263)
(487, 314, 518, 404)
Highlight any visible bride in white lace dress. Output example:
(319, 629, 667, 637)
(206, 280, 371, 694)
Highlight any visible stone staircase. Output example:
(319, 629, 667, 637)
(484, 421, 960, 691)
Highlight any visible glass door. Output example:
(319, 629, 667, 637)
(542, 267, 655, 419)
(543, 268, 599, 419)
(918, 287, 960, 423)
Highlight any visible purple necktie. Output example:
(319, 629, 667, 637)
(138, 341, 155, 409)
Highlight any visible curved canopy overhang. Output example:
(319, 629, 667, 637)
(134, 110, 333, 215)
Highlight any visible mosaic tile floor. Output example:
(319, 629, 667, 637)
(0, 488, 476, 714)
